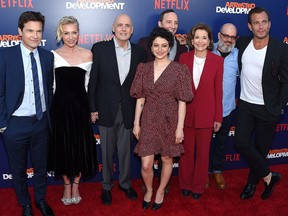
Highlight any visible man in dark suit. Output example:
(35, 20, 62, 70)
(0, 11, 54, 216)
(138, 9, 188, 62)
(234, 7, 288, 200)
(88, 14, 146, 205)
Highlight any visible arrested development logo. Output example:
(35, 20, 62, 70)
(0, 0, 33, 8)
(154, 0, 190, 10)
(2, 169, 54, 180)
(216, 2, 255, 14)
(267, 149, 288, 159)
(0, 34, 47, 48)
(66, 0, 125, 10)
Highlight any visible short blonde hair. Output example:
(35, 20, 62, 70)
(56, 16, 79, 42)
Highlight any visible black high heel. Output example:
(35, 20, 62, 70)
(142, 200, 151, 210)
(152, 191, 164, 210)
(151, 201, 163, 210)
(142, 188, 153, 210)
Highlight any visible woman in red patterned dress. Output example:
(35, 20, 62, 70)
(130, 27, 192, 210)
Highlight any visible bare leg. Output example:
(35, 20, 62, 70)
(155, 156, 173, 203)
(71, 173, 82, 204)
(141, 155, 154, 202)
(61, 175, 72, 205)
(63, 175, 71, 199)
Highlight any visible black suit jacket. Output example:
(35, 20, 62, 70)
(138, 36, 187, 62)
(237, 36, 288, 116)
(0, 44, 54, 128)
(88, 40, 146, 129)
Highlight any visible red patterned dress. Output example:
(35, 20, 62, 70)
(130, 61, 193, 157)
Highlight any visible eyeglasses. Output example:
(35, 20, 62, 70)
(220, 32, 238, 41)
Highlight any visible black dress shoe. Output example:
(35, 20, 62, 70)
(118, 185, 138, 200)
(261, 172, 281, 200)
(182, 189, 192, 196)
(240, 183, 256, 200)
(101, 189, 112, 205)
(151, 202, 163, 210)
(142, 200, 151, 210)
(35, 201, 54, 216)
(22, 205, 33, 216)
(191, 193, 202, 200)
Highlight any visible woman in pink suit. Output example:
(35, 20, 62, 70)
(178, 23, 224, 199)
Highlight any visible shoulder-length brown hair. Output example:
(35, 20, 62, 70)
(187, 23, 214, 51)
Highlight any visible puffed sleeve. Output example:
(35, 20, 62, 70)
(130, 63, 146, 98)
(175, 63, 193, 102)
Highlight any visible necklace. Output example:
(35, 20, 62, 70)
(194, 55, 206, 65)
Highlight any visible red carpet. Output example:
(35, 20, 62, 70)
(1, 164, 288, 216)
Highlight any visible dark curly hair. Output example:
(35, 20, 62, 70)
(148, 27, 174, 50)
(187, 23, 213, 51)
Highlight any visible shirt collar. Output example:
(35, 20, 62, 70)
(20, 42, 39, 57)
(113, 37, 131, 51)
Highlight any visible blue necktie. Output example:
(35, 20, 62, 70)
(30, 52, 43, 120)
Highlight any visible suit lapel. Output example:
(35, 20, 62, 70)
(262, 38, 273, 76)
(109, 40, 122, 85)
(15, 45, 25, 88)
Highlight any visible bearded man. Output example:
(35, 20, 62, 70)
(209, 23, 239, 190)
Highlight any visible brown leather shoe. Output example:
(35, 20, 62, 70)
(205, 176, 210, 189)
(214, 173, 226, 189)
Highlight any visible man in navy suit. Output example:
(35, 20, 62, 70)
(0, 11, 54, 216)
(88, 14, 146, 205)
(234, 7, 288, 200)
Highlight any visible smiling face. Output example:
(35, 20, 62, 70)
(18, 21, 43, 51)
(61, 23, 79, 48)
(158, 12, 178, 36)
(192, 29, 210, 54)
(151, 36, 170, 60)
(112, 14, 134, 46)
(248, 11, 271, 40)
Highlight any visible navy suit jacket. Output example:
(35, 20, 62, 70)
(88, 40, 146, 129)
(0, 44, 54, 128)
(237, 36, 288, 116)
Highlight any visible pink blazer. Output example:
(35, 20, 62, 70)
(179, 50, 224, 128)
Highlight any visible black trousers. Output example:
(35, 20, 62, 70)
(234, 100, 280, 184)
(3, 113, 49, 206)
(209, 111, 234, 172)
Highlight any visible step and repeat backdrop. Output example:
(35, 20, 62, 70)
(0, 0, 287, 188)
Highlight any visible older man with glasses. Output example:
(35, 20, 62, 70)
(209, 23, 239, 190)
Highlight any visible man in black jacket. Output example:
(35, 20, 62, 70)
(88, 14, 146, 205)
(234, 7, 288, 200)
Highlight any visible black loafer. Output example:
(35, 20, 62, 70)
(22, 205, 33, 216)
(118, 185, 138, 200)
(240, 183, 256, 200)
(261, 172, 281, 200)
(191, 193, 202, 199)
(35, 201, 54, 216)
(182, 189, 192, 196)
(101, 189, 112, 205)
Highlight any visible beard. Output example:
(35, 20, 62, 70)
(218, 38, 235, 53)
